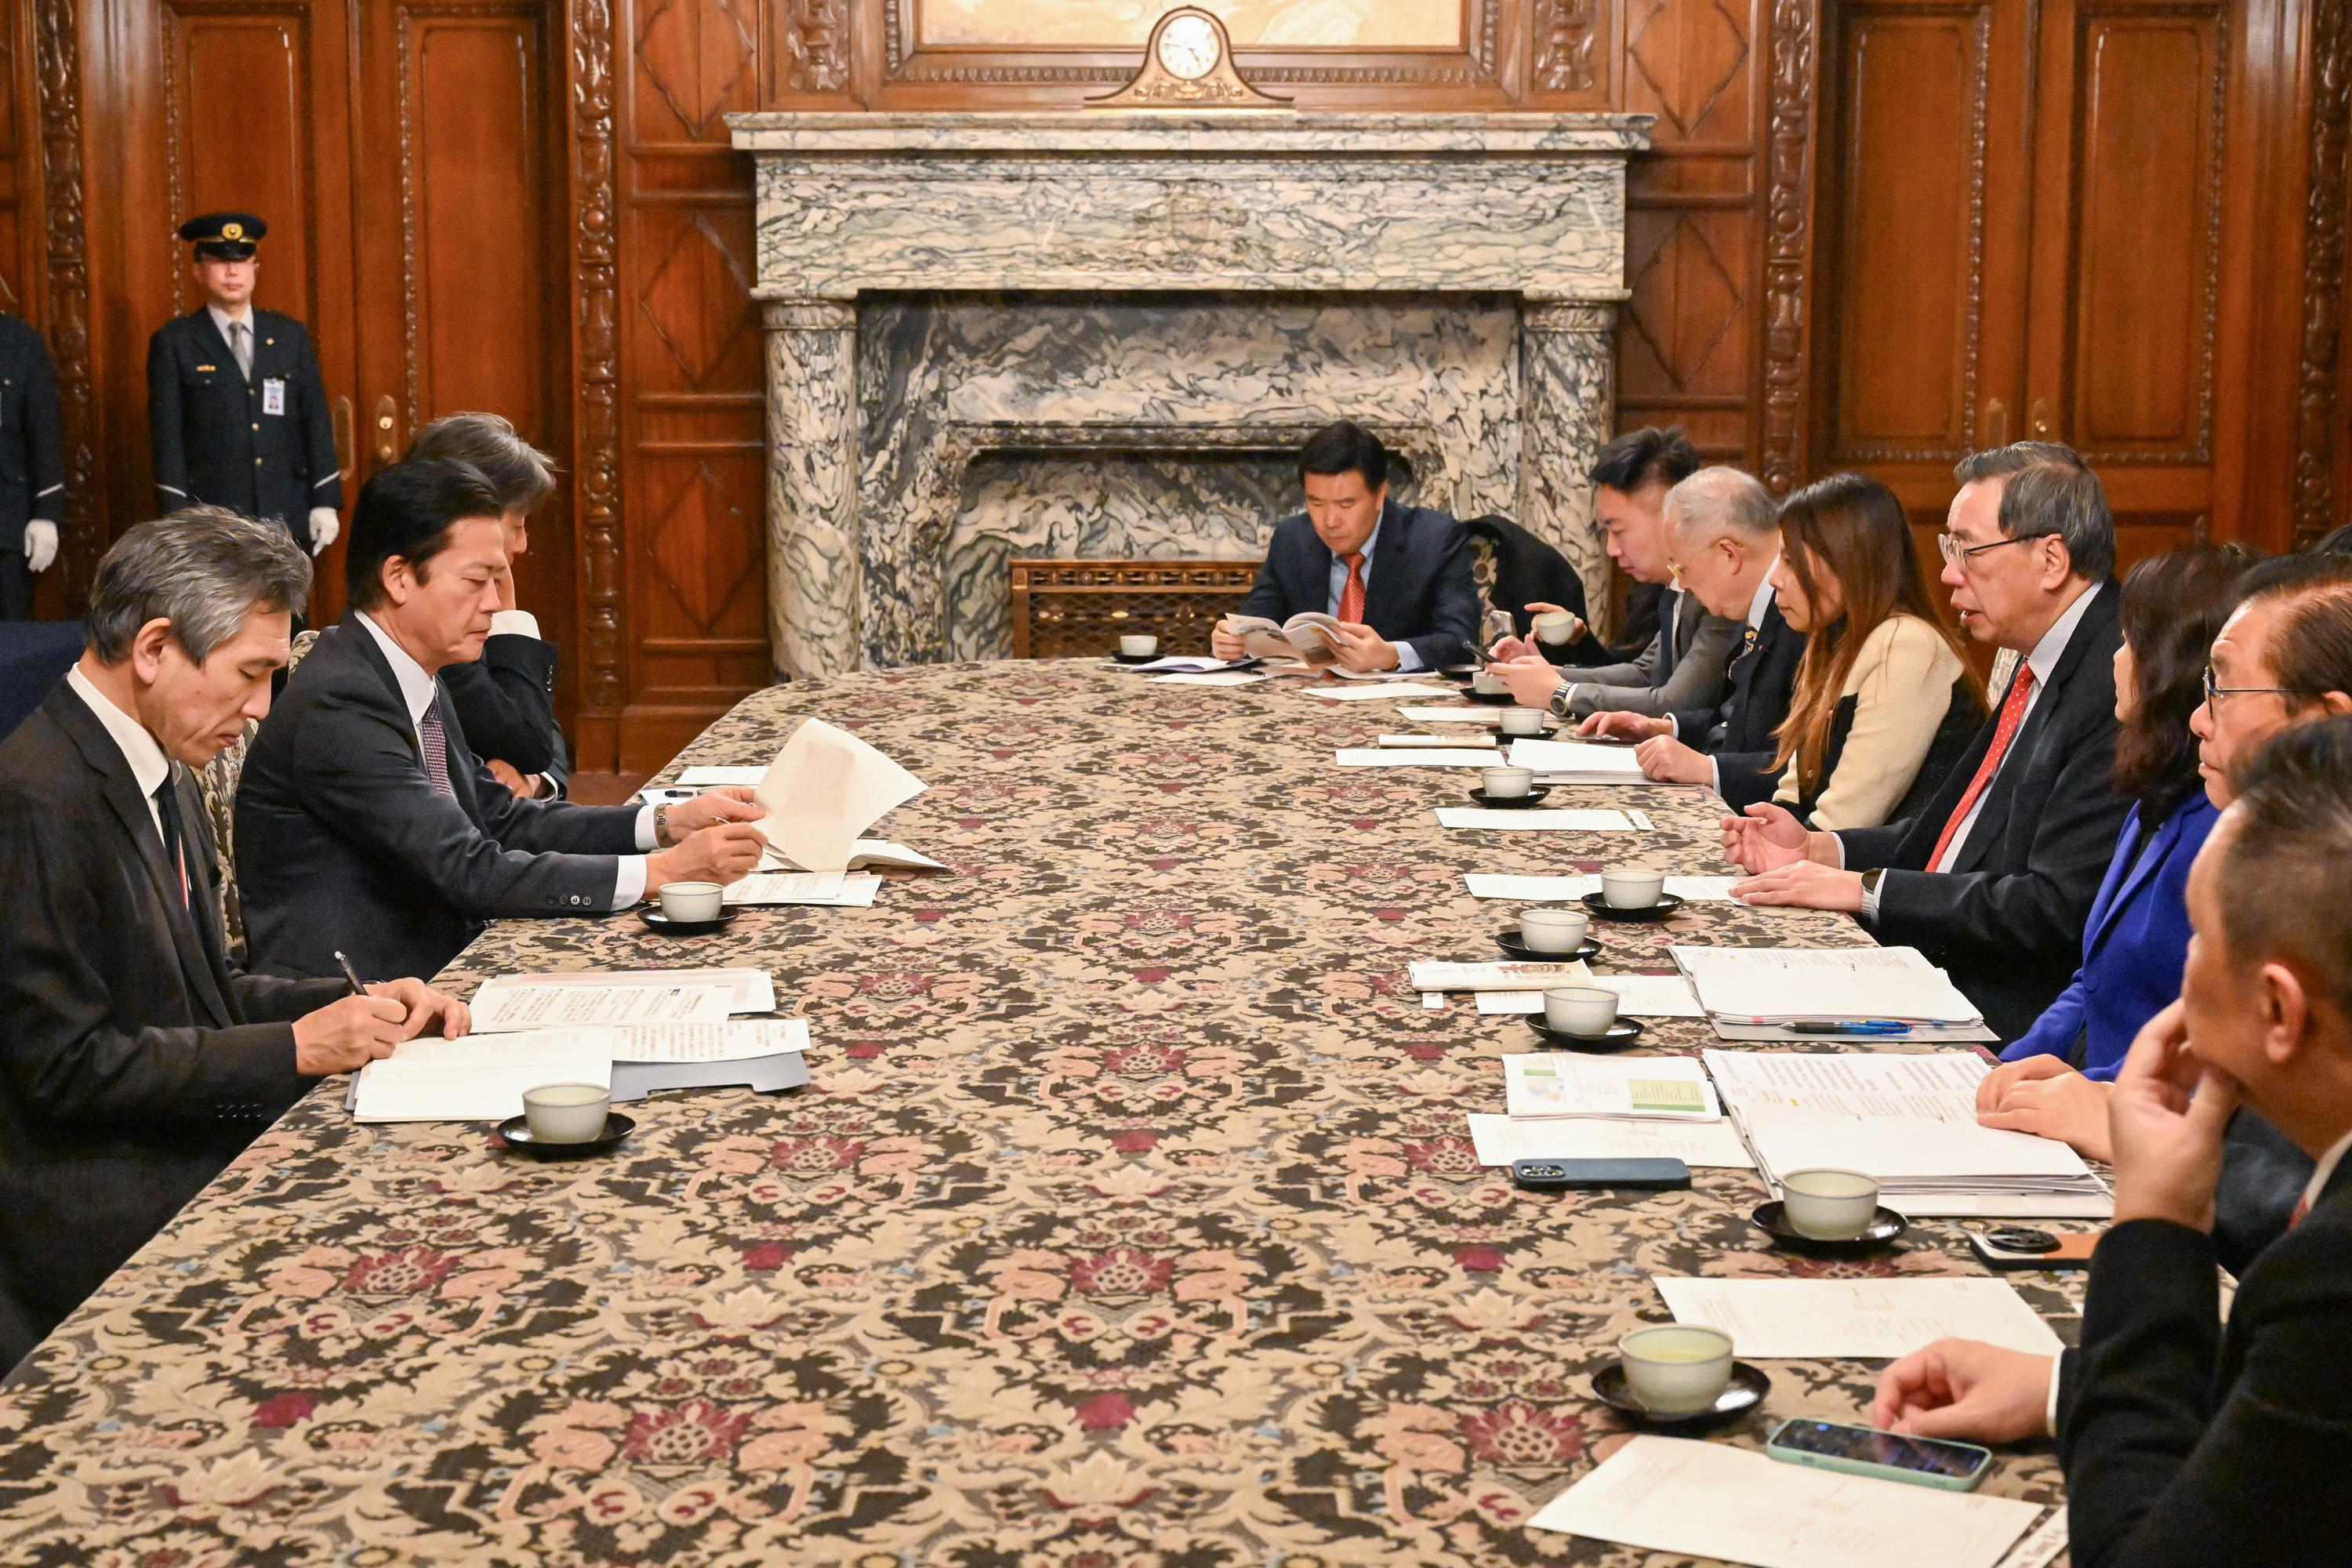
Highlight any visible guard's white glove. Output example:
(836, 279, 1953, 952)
(24, 520, 57, 573)
(308, 506, 340, 556)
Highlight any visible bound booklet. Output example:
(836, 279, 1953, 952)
(1222, 612, 1348, 665)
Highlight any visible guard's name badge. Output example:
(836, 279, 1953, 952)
(262, 377, 286, 416)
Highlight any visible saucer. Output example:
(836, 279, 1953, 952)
(1592, 1361, 1770, 1427)
(496, 1111, 636, 1160)
(1494, 930, 1602, 964)
(1465, 687, 1515, 706)
(1579, 891, 1687, 923)
(1526, 1017, 1646, 1051)
(1466, 786, 1552, 809)
(1750, 1200, 1911, 1253)
(1109, 651, 1163, 665)
(1494, 724, 1562, 741)
(639, 908, 739, 936)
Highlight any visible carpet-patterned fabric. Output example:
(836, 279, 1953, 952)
(0, 660, 2075, 1565)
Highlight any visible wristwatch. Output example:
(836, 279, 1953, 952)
(652, 803, 672, 846)
(1860, 867, 1887, 918)
(1547, 678, 1577, 719)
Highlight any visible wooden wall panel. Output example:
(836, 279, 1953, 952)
(160, 11, 318, 321)
(0, 2, 31, 318)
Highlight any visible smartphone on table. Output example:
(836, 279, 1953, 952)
(1763, 1417, 1994, 1492)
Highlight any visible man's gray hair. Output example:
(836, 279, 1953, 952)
(1952, 441, 2116, 581)
(85, 506, 312, 664)
(1665, 466, 1778, 541)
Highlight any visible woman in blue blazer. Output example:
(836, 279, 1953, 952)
(1976, 545, 2251, 1156)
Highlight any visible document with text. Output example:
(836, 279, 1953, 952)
(1466, 873, 1739, 902)
(724, 871, 882, 907)
(1504, 1054, 1721, 1122)
(1466, 1112, 1753, 1168)
(1435, 808, 1639, 833)
(1334, 748, 1500, 768)
(1651, 1276, 2064, 1359)
(354, 1028, 616, 1123)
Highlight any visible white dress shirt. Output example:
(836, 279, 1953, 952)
(1679, 564, 1779, 791)
(66, 665, 173, 843)
(352, 612, 655, 906)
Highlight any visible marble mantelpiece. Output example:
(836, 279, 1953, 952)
(729, 111, 1651, 676)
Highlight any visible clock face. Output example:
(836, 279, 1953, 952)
(1155, 13, 1221, 80)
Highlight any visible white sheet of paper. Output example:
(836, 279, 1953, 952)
(763, 840, 943, 873)
(1124, 655, 1254, 673)
(1301, 684, 1454, 702)
(1504, 737, 1651, 782)
(1528, 1436, 2043, 1568)
(1467, 1112, 1754, 1168)
(471, 967, 775, 1019)
(1672, 945, 1984, 1025)
(1701, 1047, 1997, 1123)
(1466, 873, 1740, 902)
(1149, 671, 1268, 686)
(353, 1028, 616, 1123)
(673, 765, 766, 786)
(1378, 732, 1498, 748)
(611, 1019, 810, 1063)
(1504, 1054, 1721, 1120)
(1653, 1276, 2064, 1359)
(1741, 1106, 2095, 1183)
(1409, 960, 1594, 993)
(468, 980, 738, 1033)
(1396, 705, 1502, 724)
(1334, 748, 1500, 768)
(1435, 808, 1638, 832)
(1474, 974, 1705, 1018)
(723, 869, 881, 906)
(756, 717, 926, 874)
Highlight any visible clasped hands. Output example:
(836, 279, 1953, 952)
(1210, 617, 1402, 673)
(648, 786, 769, 888)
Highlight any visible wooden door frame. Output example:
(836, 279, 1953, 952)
(563, 0, 621, 772)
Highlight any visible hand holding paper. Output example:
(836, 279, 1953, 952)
(755, 717, 927, 873)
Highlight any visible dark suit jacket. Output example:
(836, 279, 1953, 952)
(1671, 598, 1803, 811)
(1458, 513, 1589, 637)
(0, 683, 341, 1372)
(235, 619, 642, 982)
(442, 632, 564, 777)
(1835, 582, 2131, 1040)
(0, 313, 64, 550)
(1238, 498, 1480, 670)
(146, 307, 341, 532)
(2055, 1156, 2352, 1568)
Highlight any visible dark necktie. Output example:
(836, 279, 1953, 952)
(151, 775, 190, 909)
(418, 696, 457, 796)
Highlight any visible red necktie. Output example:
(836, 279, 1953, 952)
(1928, 667, 2037, 872)
(1338, 551, 1367, 623)
(2290, 1192, 2311, 1229)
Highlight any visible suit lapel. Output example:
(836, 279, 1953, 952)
(2080, 811, 2154, 960)
(191, 310, 244, 385)
(1358, 499, 1406, 631)
(1947, 586, 2115, 874)
(160, 772, 235, 1025)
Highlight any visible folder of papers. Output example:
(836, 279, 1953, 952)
(352, 1019, 814, 1122)
(1503, 737, 1653, 785)
(1503, 1054, 1721, 1121)
(723, 870, 883, 907)
(1671, 944, 1994, 1037)
(1702, 1049, 2113, 1217)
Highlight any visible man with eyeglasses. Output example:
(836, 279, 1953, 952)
(1724, 441, 2132, 1039)
(2191, 554, 2352, 793)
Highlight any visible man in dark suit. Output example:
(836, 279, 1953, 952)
(1573, 466, 1802, 810)
(0, 509, 466, 1373)
(0, 310, 64, 620)
(1491, 428, 1741, 720)
(1726, 443, 2132, 1039)
(147, 213, 342, 555)
(236, 458, 768, 983)
(1874, 717, 2352, 1567)
(1209, 420, 1479, 673)
(406, 413, 569, 797)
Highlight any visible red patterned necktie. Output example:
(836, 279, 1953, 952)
(418, 697, 457, 797)
(2290, 1192, 2311, 1229)
(1929, 667, 2037, 872)
(1338, 551, 1367, 623)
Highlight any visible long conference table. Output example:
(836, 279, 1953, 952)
(0, 659, 2079, 1565)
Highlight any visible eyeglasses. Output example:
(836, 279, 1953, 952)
(1935, 530, 2053, 570)
(2202, 665, 2298, 710)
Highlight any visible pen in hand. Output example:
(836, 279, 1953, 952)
(334, 949, 368, 1000)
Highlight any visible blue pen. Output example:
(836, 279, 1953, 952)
(1788, 1020, 1914, 1036)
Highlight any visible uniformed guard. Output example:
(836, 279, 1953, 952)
(146, 212, 341, 556)
(0, 310, 64, 620)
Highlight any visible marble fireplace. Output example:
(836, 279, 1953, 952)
(728, 111, 1651, 677)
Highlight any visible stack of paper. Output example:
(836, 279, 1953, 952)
(607, 1018, 813, 1102)
(1409, 960, 1594, 993)
(724, 870, 883, 907)
(1671, 945, 1988, 1035)
(1504, 1054, 1721, 1121)
(1378, 732, 1497, 749)
(1472, 973, 1705, 1018)
(1466, 1112, 1754, 1168)
(1334, 747, 1498, 768)
(354, 1028, 616, 1122)
(1529, 1436, 2045, 1568)
(1465, 873, 1737, 902)
(1703, 1049, 2112, 1217)
(1395, 705, 1502, 724)
(1651, 1276, 2065, 1358)
(1433, 807, 1644, 832)
(1115, 655, 1258, 674)
(1504, 736, 1652, 785)
(1301, 683, 1455, 702)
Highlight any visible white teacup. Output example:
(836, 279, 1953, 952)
(1601, 868, 1668, 909)
(522, 1083, 611, 1145)
(1543, 984, 1620, 1036)
(1480, 765, 1535, 800)
(1471, 670, 1510, 696)
(1620, 1324, 1736, 1415)
(1519, 908, 1591, 954)
(1780, 1168, 1882, 1240)
(659, 880, 724, 922)
(1498, 707, 1546, 736)
(1533, 610, 1578, 645)
(1119, 633, 1159, 658)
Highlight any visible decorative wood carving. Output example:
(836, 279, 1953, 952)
(2296, 0, 2350, 543)
(1533, 0, 1601, 94)
(33, 0, 94, 597)
(781, 0, 851, 96)
(1759, 0, 1818, 492)
(572, 0, 623, 716)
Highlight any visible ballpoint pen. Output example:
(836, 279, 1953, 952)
(1787, 1020, 1915, 1036)
(333, 949, 368, 999)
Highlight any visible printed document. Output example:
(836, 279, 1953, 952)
(1465, 873, 1738, 902)
(610, 1019, 810, 1063)
(1466, 1112, 1753, 1168)
(1301, 683, 1455, 702)
(1503, 737, 1651, 784)
(1671, 944, 1984, 1025)
(1379, 732, 1498, 749)
(1149, 671, 1267, 686)
(1504, 1054, 1721, 1121)
(755, 717, 926, 873)
(1410, 960, 1595, 993)
(1651, 1276, 2064, 1359)
(724, 871, 882, 907)
(1435, 808, 1639, 832)
(1334, 748, 1499, 768)
(467, 979, 737, 1033)
(470, 967, 775, 1029)
(354, 1028, 615, 1123)
(1475, 974, 1705, 1017)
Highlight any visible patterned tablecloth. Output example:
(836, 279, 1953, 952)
(0, 660, 2078, 1566)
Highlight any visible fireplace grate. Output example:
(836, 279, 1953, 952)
(1009, 558, 1263, 659)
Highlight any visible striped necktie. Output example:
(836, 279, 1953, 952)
(418, 696, 457, 796)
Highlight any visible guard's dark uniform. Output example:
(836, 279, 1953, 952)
(145, 212, 340, 538)
(0, 313, 64, 620)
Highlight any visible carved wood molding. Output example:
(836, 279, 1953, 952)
(571, 0, 623, 716)
(33, 0, 96, 600)
(1533, 0, 1601, 95)
(781, 0, 851, 96)
(1759, 0, 1819, 492)
(2296, 0, 2350, 543)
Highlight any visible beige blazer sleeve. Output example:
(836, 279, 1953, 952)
(1775, 615, 1965, 832)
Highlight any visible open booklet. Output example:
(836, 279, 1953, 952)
(1221, 612, 1347, 665)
